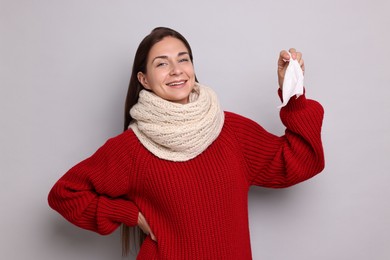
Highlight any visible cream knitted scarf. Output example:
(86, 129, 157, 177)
(129, 83, 225, 162)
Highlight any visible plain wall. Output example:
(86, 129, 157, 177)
(1, 0, 389, 259)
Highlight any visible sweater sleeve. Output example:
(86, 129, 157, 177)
(48, 133, 139, 235)
(229, 91, 325, 188)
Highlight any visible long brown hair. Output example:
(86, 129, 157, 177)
(122, 27, 197, 256)
(123, 27, 196, 130)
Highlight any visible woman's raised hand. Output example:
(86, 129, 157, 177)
(277, 48, 305, 89)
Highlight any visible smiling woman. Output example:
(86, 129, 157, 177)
(137, 37, 196, 104)
(48, 27, 325, 259)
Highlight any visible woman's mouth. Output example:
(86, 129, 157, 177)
(166, 80, 187, 88)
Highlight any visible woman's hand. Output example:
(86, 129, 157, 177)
(277, 48, 305, 89)
(138, 212, 156, 241)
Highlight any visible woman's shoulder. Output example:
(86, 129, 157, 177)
(223, 111, 261, 129)
(224, 111, 245, 121)
(103, 129, 141, 150)
(223, 111, 268, 139)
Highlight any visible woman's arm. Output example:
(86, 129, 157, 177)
(228, 92, 325, 188)
(48, 133, 140, 235)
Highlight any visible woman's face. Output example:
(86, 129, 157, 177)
(137, 36, 196, 104)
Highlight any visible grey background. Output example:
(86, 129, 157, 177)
(1, 0, 389, 259)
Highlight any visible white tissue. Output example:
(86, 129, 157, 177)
(278, 52, 304, 108)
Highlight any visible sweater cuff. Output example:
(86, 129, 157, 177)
(278, 88, 307, 111)
(97, 197, 139, 234)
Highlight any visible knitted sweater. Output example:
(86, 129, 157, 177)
(48, 94, 325, 259)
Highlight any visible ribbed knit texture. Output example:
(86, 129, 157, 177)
(129, 83, 224, 162)
(48, 93, 325, 260)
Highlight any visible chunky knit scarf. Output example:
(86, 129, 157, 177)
(129, 83, 225, 162)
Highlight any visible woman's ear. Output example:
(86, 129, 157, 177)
(137, 72, 150, 89)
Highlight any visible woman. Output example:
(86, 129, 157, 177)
(48, 27, 325, 259)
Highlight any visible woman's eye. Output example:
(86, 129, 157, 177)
(179, 58, 189, 63)
(156, 62, 167, 67)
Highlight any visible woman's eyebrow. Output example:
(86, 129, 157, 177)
(152, 55, 168, 63)
(152, 52, 189, 63)
(178, 52, 189, 57)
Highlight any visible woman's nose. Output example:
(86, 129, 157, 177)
(169, 62, 183, 75)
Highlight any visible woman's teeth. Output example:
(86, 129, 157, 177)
(167, 81, 185, 86)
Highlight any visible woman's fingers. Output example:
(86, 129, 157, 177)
(288, 48, 305, 72)
(278, 48, 305, 88)
(138, 212, 157, 241)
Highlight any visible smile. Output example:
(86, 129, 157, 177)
(166, 80, 187, 88)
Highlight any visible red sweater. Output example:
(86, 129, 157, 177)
(48, 94, 324, 259)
